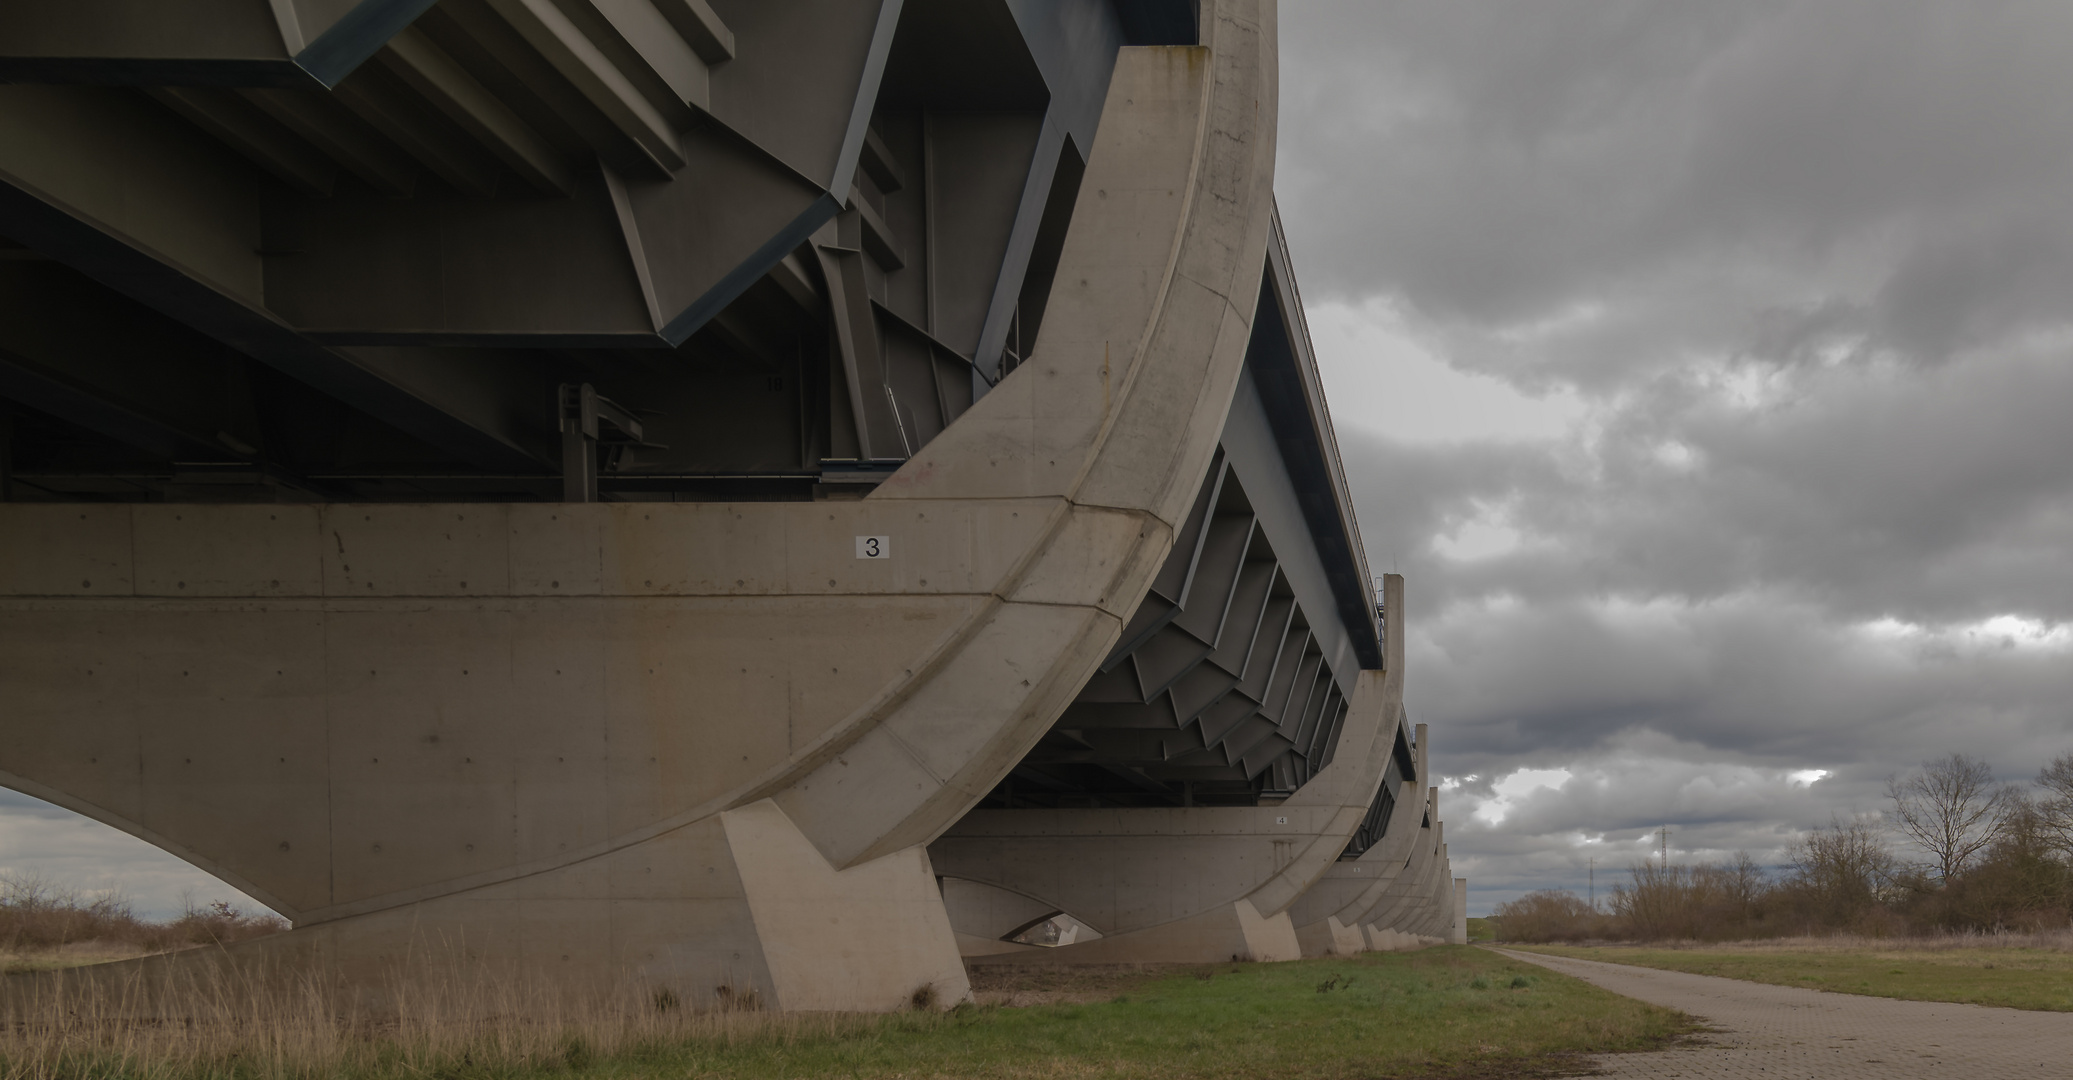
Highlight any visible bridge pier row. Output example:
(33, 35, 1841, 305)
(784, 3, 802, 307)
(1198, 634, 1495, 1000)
(933, 570, 1470, 967)
(1287, 721, 1438, 957)
(931, 655, 1399, 966)
(1288, 779, 1423, 957)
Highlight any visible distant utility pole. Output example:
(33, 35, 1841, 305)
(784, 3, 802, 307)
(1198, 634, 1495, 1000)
(1658, 825, 1670, 867)
(1588, 857, 1595, 911)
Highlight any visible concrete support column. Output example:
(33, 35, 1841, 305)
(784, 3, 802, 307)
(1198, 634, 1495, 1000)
(10, 795, 969, 1013)
(1452, 877, 1468, 945)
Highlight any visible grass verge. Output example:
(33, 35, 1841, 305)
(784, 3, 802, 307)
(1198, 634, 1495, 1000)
(1511, 942, 2073, 1012)
(2, 946, 1690, 1080)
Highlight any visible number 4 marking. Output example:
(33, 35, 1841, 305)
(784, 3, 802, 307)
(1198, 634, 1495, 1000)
(855, 535, 889, 559)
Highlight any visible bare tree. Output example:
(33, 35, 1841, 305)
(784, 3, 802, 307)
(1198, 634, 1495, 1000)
(2037, 752, 2073, 859)
(1490, 889, 1600, 943)
(1787, 816, 1896, 923)
(1716, 850, 1768, 918)
(1885, 753, 2014, 882)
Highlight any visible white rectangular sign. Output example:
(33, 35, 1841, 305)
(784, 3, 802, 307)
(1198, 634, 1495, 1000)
(855, 535, 890, 559)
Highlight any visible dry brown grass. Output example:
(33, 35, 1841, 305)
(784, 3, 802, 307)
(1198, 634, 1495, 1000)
(0, 873, 284, 975)
(0, 948, 881, 1080)
(6, 947, 1693, 1080)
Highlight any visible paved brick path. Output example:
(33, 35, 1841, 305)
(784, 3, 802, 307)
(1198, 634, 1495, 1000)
(1492, 948, 2072, 1078)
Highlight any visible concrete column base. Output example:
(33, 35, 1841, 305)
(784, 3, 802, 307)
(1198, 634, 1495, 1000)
(1295, 915, 1367, 958)
(13, 799, 970, 1014)
(719, 800, 972, 1011)
(1365, 926, 1413, 952)
(967, 898, 1300, 965)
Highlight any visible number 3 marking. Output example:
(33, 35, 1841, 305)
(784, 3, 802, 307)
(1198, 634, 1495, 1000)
(855, 535, 889, 559)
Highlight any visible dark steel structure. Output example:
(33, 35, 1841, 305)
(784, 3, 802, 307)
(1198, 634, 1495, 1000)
(0, 0, 1193, 504)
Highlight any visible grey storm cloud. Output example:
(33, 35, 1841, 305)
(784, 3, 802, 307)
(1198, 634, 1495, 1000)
(1280, 0, 2073, 376)
(1276, 0, 2073, 907)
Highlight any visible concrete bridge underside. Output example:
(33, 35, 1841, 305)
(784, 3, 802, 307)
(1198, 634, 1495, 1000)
(0, 0, 1459, 1011)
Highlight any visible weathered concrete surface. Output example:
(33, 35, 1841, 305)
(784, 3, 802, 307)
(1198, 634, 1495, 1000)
(1408, 840, 1456, 940)
(1451, 878, 1468, 944)
(1498, 949, 2073, 1079)
(1287, 722, 1431, 956)
(1354, 806, 1434, 931)
(1302, 721, 1458, 955)
(940, 877, 1096, 958)
(935, 576, 1404, 965)
(940, 879, 1060, 944)
(1400, 837, 1457, 948)
(1353, 792, 1442, 936)
(1287, 783, 1420, 955)
(0, 1, 1284, 1012)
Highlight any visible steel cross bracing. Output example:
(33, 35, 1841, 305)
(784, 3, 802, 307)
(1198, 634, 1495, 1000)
(0, 0, 1147, 505)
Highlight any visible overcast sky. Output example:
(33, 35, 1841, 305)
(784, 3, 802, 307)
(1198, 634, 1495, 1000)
(1279, 0, 2073, 913)
(7, 1, 2073, 920)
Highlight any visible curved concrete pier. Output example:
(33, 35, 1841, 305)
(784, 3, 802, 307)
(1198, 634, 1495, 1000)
(1286, 723, 1429, 956)
(0, 0, 1456, 1008)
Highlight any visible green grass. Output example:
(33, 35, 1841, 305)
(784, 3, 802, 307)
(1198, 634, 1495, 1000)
(1511, 943, 2073, 1012)
(1465, 918, 1497, 943)
(5, 948, 1691, 1080)
(573, 949, 1686, 1080)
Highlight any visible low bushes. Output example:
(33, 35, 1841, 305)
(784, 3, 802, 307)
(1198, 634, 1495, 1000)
(0, 874, 283, 960)
(1493, 751, 2073, 944)
(1491, 817, 2073, 943)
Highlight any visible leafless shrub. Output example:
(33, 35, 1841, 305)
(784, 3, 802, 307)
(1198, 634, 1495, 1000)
(0, 873, 285, 962)
(1611, 851, 1781, 941)
(1489, 890, 1608, 943)
(1524, 777, 2071, 945)
(1771, 816, 1902, 934)
(1502, 752, 2073, 945)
